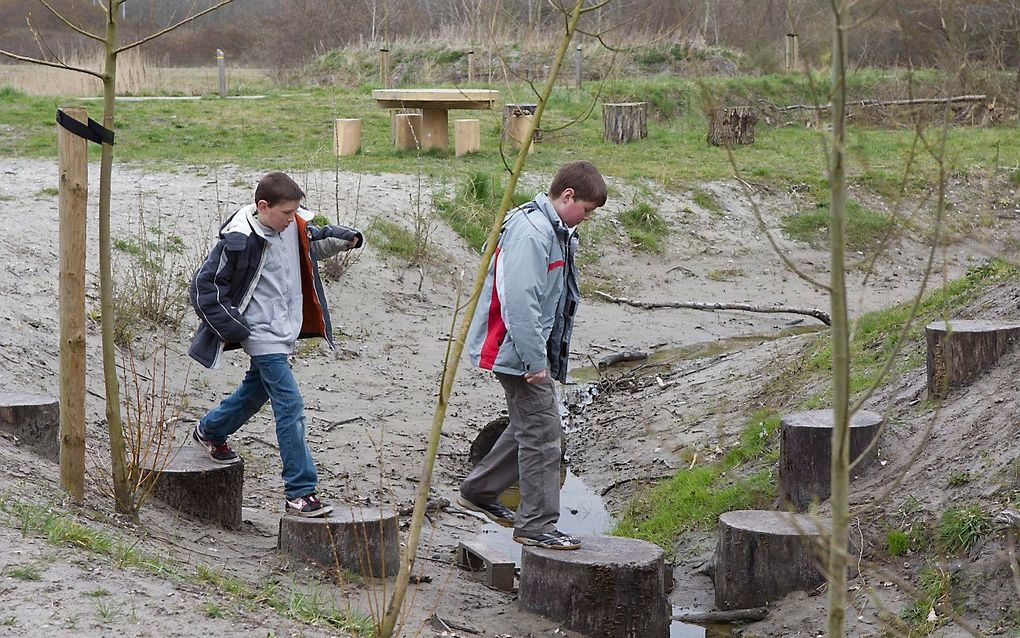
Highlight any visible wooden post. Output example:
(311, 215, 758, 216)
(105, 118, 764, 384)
(707, 107, 758, 146)
(507, 111, 534, 153)
(216, 49, 226, 97)
(57, 105, 88, 503)
(502, 104, 539, 143)
(420, 108, 449, 151)
(467, 50, 474, 84)
(380, 47, 390, 88)
(454, 119, 480, 157)
(575, 44, 582, 89)
(785, 33, 799, 72)
(602, 102, 648, 143)
(333, 118, 361, 157)
(394, 112, 423, 151)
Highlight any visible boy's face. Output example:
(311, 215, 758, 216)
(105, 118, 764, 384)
(551, 188, 600, 228)
(256, 199, 300, 233)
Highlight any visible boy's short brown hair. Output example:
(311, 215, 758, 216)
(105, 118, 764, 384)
(254, 171, 305, 206)
(549, 160, 607, 206)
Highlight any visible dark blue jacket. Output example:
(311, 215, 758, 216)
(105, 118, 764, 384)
(188, 204, 362, 369)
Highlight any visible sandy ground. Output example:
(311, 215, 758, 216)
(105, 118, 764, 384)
(0, 157, 1017, 637)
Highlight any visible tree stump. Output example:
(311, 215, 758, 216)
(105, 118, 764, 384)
(714, 510, 828, 610)
(454, 118, 481, 157)
(501, 104, 540, 142)
(332, 118, 361, 157)
(146, 443, 244, 529)
(519, 535, 670, 637)
(707, 107, 758, 146)
(926, 320, 1020, 398)
(279, 507, 400, 579)
(602, 102, 648, 144)
(0, 393, 59, 462)
(394, 112, 423, 151)
(779, 409, 882, 511)
(506, 111, 534, 152)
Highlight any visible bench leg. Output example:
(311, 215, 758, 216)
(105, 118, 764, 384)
(421, 108, 449, 151)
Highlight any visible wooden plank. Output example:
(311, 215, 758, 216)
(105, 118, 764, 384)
(456, 539, 515, 591)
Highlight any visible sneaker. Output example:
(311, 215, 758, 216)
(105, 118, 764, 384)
(513, 529, 581, 550)
(285, 493, 333, 518)
(455, 494, 514, 528)
(192, 425, 240, 465)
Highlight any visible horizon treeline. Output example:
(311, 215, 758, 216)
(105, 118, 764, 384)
(1, 0, 1017, 72)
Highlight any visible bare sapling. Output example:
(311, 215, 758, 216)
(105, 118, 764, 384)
(0, 0, 235, 514)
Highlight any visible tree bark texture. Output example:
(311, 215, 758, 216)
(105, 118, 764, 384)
(0, 393, 59, 462)
(519, 535, 670, 637)
(602, 102, 648, 144)
(714, 510, 828, 610)
(925, 320, 1020, 399)
(778, 409, 882, 511)
(146, 444, 243, 529)
(707, 107, 757, 146)
(279, 507, 400, 578)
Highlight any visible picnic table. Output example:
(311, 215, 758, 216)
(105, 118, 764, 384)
(372, 88, 500, 151)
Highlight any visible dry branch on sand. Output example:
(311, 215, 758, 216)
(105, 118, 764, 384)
(593, 291, 832, 325)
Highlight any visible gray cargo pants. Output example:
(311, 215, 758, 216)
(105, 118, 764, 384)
(459, 372, 562, 535)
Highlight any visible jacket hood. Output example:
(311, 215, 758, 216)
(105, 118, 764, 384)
(220, 203, 315, 240)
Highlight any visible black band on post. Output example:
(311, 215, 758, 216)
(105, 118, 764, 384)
(56, 109, 115, 146)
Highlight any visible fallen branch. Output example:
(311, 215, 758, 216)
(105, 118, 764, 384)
(598, 351, 648, 367)
(777, 94, 986, 112)
(594, 291, 831, 326)
(672, 607, 769, 623)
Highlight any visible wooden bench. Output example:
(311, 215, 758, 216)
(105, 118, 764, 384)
(456, 539, 515, 591)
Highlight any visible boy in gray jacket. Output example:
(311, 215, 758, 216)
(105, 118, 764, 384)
(457, 160, 607, 549)
(188, 172, 362, 517)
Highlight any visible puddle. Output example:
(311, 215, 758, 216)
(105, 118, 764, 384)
(569, 325, 826, 383)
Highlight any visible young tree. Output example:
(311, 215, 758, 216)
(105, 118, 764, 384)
(0, 0, 233, 517)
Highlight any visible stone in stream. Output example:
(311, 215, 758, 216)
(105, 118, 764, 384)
(518, 535, 670, 637)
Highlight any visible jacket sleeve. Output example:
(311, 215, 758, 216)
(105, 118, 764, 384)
(499, 230, 550, 373)
(308, 223, 364, 260)
(190, 238, 251, 343)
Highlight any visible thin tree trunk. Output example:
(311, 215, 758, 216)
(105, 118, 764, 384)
(377, 2, 587, 635)
(826, 2, 850, 637)
(100, 0, 133, 517)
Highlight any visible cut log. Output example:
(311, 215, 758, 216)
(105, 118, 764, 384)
(707, 107, 758, 147)
(602, 102, 648, 144)
(714, 510, 828, 610)
(502, 104, 539, 142)
(519, 535, 670, 637)
(779, 409, 882, 511)
(146, 443, 244, 529)
(925, 320, 1020, 398)
(332, 118, 361, 157)
(394, 112, 423, 151)
(0, 393, 59, 462)
(279, 507, 400, 578)
(454, 118, 481, 157)
(506, 111, 534, 152)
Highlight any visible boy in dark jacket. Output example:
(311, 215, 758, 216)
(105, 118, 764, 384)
(457, 161, 607, 549)
(188, 171, 362, 517)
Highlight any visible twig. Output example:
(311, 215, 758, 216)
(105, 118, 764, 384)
(777, 94, 987, 111)
(672, 607, 769, 623)
(600, 472, 675, 497)
(594, 290, 832, 325)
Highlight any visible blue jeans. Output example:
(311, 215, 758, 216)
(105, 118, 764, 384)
(199, 353, 317, 500)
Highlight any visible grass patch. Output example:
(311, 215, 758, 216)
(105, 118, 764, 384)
(690, 187, 723, 214)
(937, 505, 990, 555)
(886, 529, 910, 556)
(5, 565, 41, 581)
(368, 219, 421, 263)
(899, 563, 955, 634)
(781, 198, 893, 250)
(619, 202, 668, 253)
(612, 410, 780, 552)
(35, 187, 58, 197)
(433, 170, 530, 251)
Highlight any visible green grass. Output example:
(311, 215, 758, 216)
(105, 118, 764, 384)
(797, 260, 1019, 407)
(619, 202, 668, 253)
(900, 563, 955, 633)
(368, 219, 421, 262)
(5, 565, 41, 581)
(690, 187, 723, 214)
(3, 72, 1016, 194)
(433, 170, 530, 251)
(886, 529, 910, 556)
(937, 505, 990, 555)
(780, 198, 894, 250)
(612, 410, 780, 552)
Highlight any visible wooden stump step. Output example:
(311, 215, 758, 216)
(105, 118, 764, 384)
(456, 538, 515, 591)
(714, 510, 828, 610)
(925, 319, 1020, 398)
(779, 409, 882, 511)
(279, 507, 400, 578)
(394, 112, 423, 151)
(454, 118, 481, 157)
(519, 535, 670, 638)
(707, 107, 758, 147)
(145, 442, 244, 529)
(333, 118, 361, 157)
(0, 393, 59, 462)
(602, 102, 648, 144)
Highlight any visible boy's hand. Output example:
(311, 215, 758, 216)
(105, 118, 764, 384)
(524, 369, 547, 384)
